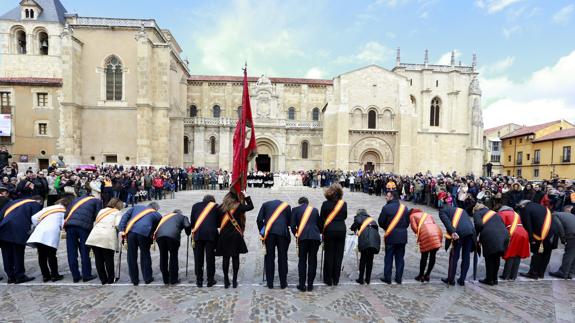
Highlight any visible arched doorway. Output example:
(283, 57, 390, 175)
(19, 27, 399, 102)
(360, 150, 382, 172)
(254, 138, 280, 172)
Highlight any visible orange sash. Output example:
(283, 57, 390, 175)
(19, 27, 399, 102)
(482, 210, 497, 225)
(509, 212, 520, 236)
(38, 207, 66, 222)
(64, 196, 96, 226)
(296, 206, 313, 239)
(445, 208, 463, 239)
(416, 212, 430, 242)
(322, 200, 344, 233)
(95, 208, 117, 224)
(124, 208, 155, 235)
(192, 202, 216, 236)
(153, 212, 178, 239)
(261, 202, 289, 241)
(3, 199, 36, 218)
(384, 204, 406, 238)
(357, 217, 375, 237)
(533, 208, 552, 241)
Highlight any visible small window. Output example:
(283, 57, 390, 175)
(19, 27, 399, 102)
(368, 110, 377, 129)
(563, 146, 571, 163)
(507, 170, 511, 176)
(409, 79, 413, 86)
(534, 150, 541, 164)
(212, 105, 221, 118)
(237, 106, 242, 119)
(508, 155, 511, 162)
(183, 136, 189, 155)
(210, 136, 216, 154)
(38, 122, 47, 136)
(517, 152, 523, 165)
(39, 32, 49, 55)
(519, 138, 522, 143)
(37, 93, 48, 107)
(301, 141, 309, 159)
(435, 80, 439, 87)
(534, 169, 539, 178)
(17, 30, 27, 54)
(509, 140, 512, 145)
(30, 9, 34, 19)
(526, 153, 530, 161)
(105, 155, 118, 163)
(0, 92, 10, 107)
(492, 141, 500, 152)
(312, 108, 320, 121)
(430, 97, 441, 127)
(25, 9, 29, 18)
(517, 169, 522, 177)
(189, 105, 197, 117)
(288, 107, 296, 120)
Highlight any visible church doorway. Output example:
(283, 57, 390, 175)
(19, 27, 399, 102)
(256, 154, 271, 172)
(364, 162, 374, 172)
(360, 150, 381, 172)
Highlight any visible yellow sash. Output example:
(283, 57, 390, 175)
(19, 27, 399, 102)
(416, 212, 430, 242)
(384, 204, 406, 238)
(357, 217, 375, 237)
(482, 210, 497, 225)
(38, 207, 66, 222)
(296, 206, 313, 239)
(220, 209, 235, 230)
(3, 199, 36, 218)
(192, 202, 216, 236)
(95, 208, 117, 224)
(322, 200, 344, 233)
(445, 208, 463, 239)
(124, 208, 155, 235)
(261, 202, 289, 241)
(509, 212, 520, 236)
(153, 212, 178, 239)
(64, 196, 96, 226)
(533, 208, 552, 241)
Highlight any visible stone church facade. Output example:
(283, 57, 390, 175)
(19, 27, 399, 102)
(0, 0, 484, 175)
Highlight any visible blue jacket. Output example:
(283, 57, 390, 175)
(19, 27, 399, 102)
(0, 199, 43, 245)
(378, 199, 410, 245)
(65, 196, 102, 231)
(119, 205, 162, 238)
(439, 206, 475, 239)
(290, 204, 321, 241)
(257, 200, 292, 238)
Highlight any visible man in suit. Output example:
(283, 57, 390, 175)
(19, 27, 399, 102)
(190, 195, 220, 287)
(290, 197, 321, 292)
(119, 202, 162, 285)
(378, 191, 410, 284)
(439, 205, 476, 286)
(550, 205, 575, 279)
(257, 199, 292, 289)
(0, 196, 43, 283)
(155, 209, 191, 285)
(64, 195, 102, 282)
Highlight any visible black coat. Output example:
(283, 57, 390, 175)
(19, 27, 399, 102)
(190, 201, 221, 242)
(257, 200, 292, 238)
(0, 199, 43, 245)
(439, 206, 475, 239)
(473, 208, 509, 257)
(155, 212, 191, 242)
(320, 200, 347, 234)
(378, 199, 409, 245)
(520, 202, 559, 252)
(216, 197, 253, 256)
(65, 196, 103, 231)
(290, 204, 321, 241)
(350, 213, 380, 253)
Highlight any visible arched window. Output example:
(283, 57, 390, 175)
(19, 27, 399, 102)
(237, 106, 242, 119)
(183, 136, 189, 155)
(16, 30, 27, 54)
(25, 9, 29, 18)
(189, 105, 197, 117)
(209, 136, 216, 154)
(368, 110, 377, 129)
(213, 105, 221, 118)
(30, 9, 34, 19)
(288, 107, 296, 120)
(301, 141, 309, 159)
(39, 32, 48, 55)
(312, 107, 320, 121)
(430, 97, 441, 127)
(105, 56, 123, 101)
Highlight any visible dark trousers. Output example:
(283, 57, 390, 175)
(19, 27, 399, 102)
(323, 231, 345, 285)
(222, 255, 240, 283)
(419, 248, 438, 277)
(93, 247, 115, 284)
(126, 232, 153, 285)
(65, 226, 92, 280)
(157, 237, 181, 284)
(359, 249, 375, 283)
(501, 256, 521, 280)
(298, 239, 320, 288)
(448, 235, 473, 283)
(193, 240, 215, 284)
(558, 238, 575, 276)
(37, 244, 59, 279)
(484, 252, 502, 283)
(1, 241, 26, 280)
(384, 243, 406, 282)
(264, 233, 289, 288)
(528, 245, 552, 278)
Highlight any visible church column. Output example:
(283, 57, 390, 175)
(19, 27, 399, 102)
(169, 116, 184, 166)
(466, 74, 484, 175)
(193, 125, 206, 166)
(218, 123, 231, 170)
(135, 25, 153, 165)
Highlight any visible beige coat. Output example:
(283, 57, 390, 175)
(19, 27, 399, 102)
(86, 208, 122, 251)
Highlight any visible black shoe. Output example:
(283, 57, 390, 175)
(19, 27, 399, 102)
(380, 277, 391, 284)
(356, 278, 364, 285)
(196, 281, 203, 288)
(414, 275, 424, 282)
(101, 281, 107, 285)
(267, 284, 274, 289)
(51, 275, 64, 282)
(7, 278, 16, 284)
(519, 272, 538, 280)
(479, 279, 494, 286)
(423, 275, 430, 282)
(15, 276, 35, 284)
(395, 279, 402, 285)
(549, 271, 566, 279)
(280, 283, 287, 289)
(224, 278, 230, 289)
(73, 277, 81, 283)
(457, 280, 465, 286)
(207, 280, 217, 287)
(145, 278, 154, 285)
(232, 280, 238, 289)
(43, 276, 51, 283)
(499, 275, 506, 280)
(441, 278, 455, 286)
(307, 285, 314, 292)
(171, 279, 181, 285)
(297, 285, 306, 292)
(133, 282, 139, 286)
(83, 275, 97, 282)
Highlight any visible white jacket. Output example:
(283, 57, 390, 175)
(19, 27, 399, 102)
(27, 205, 66, 249)
(85, 208, 122, 251)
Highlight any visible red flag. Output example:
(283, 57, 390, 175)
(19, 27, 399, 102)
(230, 66, 257, 196)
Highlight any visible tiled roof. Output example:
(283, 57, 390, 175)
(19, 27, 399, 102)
(0, 77, 63, 86)
(188, 75, 333, 85)
(533, 128, 575, 142)
(500, 120, 564, 139)
(0, 0, 67, 23)
(483, 123, 521, 135)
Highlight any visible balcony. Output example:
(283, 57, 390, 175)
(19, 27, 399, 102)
(532, 159, 540, 165)
(184, 117, 322, 129)
(490, 155, 500, 163)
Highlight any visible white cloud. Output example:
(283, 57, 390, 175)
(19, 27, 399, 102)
(482, 50, 575, 128)
(552, 4, 574, 25)
(435, 49, 461, 65)
(502, 25, 521, 38)
(476, 0, 525, 14)
(305, 67, 325, 79)
(480, 56, 515, 76)
(335, 41, 393, 65)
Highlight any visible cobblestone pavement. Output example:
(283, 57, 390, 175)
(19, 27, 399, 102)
(1, 187, 574, 322)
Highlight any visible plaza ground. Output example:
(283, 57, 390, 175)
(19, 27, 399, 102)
(1, 188, 574, 322)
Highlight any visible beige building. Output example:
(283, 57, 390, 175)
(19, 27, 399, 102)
(1, 0, 484, 174)
(483, 123, 522, 176)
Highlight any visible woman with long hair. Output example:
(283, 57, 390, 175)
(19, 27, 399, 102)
(216, 192, 253, 288)
(320, 183, 347, 286)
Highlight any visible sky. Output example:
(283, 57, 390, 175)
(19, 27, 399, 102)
(1, 0, 574, 128)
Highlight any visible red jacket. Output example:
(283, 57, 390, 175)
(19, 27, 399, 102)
(498, 208, 530, 259)
(409, 210, 443, 253)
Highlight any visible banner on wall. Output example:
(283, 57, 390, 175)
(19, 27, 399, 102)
(0, 114, 11, 137)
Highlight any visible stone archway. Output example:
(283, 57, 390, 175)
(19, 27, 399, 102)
(360, 150, 382, 172)
(349, 137, 395, 172)
(252, 137, 281, 172)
